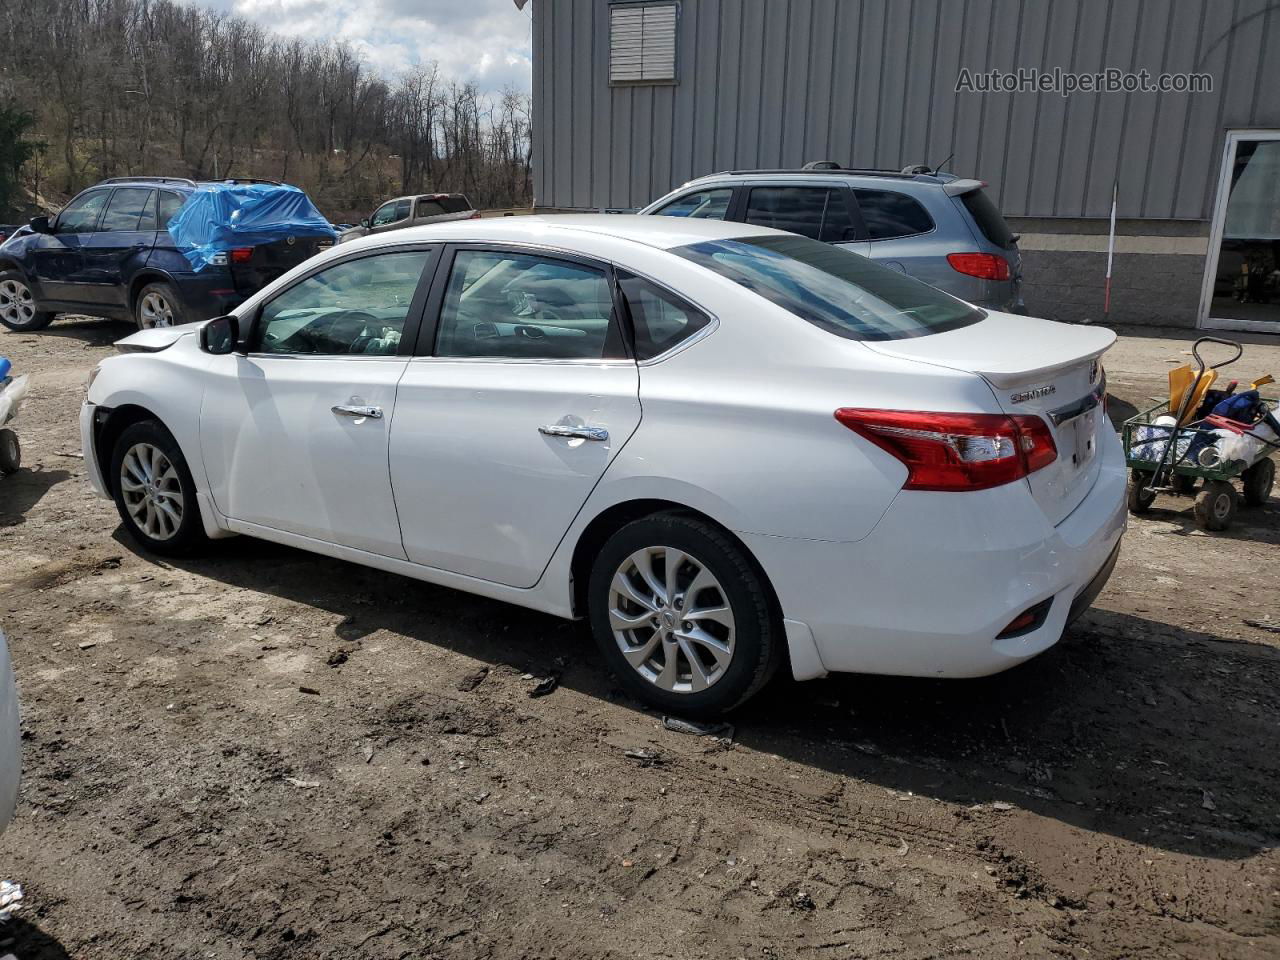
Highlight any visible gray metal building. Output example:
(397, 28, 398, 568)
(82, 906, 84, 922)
(531, 0, 1280, 333)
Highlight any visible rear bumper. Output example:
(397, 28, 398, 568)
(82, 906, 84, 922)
(744, 427, 1127, 680)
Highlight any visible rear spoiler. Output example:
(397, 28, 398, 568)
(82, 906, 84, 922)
(942, 178, 984, 197)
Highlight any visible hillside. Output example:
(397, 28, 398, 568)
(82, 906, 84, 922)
(0, 0, 531, 221)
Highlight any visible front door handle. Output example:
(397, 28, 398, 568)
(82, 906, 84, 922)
(539, 424, 608, 442)
(332, 404, 383, 420)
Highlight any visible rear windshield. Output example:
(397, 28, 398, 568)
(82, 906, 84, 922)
(960, 189, 1015, 248)
(672, 234, 984, 341)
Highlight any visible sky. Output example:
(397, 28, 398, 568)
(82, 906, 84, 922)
(192, 0, 534, 94)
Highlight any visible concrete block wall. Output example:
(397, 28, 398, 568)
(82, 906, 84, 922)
(1009, 218, 1210, 328)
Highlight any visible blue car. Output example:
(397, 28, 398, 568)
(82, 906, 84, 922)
(0, 177, 334, 332)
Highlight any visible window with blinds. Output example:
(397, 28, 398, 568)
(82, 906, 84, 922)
(609, 3, 678, 84)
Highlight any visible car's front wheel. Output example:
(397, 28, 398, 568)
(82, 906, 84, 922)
(134, 282, 187, 330)
(0, 271, 54, 332)
(109, 420, 208, 555)
(588, 513, 782, 717)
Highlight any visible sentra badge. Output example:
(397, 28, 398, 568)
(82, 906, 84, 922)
(1010, 385, 1056, 404)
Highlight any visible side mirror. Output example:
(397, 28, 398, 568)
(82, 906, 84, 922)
(360, 218, 370, 229)
(199, 314, 240, 354)
(29, 216, 51, 234)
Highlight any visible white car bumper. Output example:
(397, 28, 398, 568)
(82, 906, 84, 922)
(81, 401, 110, 500)
(746, 428, 1128, 680)
(0, 630, 20, 834)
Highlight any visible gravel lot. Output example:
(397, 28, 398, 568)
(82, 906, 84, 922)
(1, 317, 1278, 959)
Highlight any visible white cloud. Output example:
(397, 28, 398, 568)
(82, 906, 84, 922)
(189, 0, 533, 94)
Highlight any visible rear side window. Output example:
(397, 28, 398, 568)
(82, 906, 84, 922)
(960, 189, 1015, 248)
(744, 187, 858, 242)
(441, 196, 470, 213)
(158, 191, 186, 229)
(652, 188, 733, 220)
(416, 199, 447, 217)
(435, 250, 623, 360)
(99, 188, 154, 232)
(854, 190, 934, 240)
(673, 233, 983, 341)
(138, 191, 159, 230)
(618, 272, 711, 360)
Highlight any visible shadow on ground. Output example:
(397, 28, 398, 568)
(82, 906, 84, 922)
(1, 917, 74, 960)
(0, 467, 72, 527)
(121, 529, 1280, 864)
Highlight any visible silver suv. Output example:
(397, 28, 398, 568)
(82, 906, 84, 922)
(640, 164, 1024, 313)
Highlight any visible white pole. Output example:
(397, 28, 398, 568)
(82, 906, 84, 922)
(1104, 180, 1118, 323)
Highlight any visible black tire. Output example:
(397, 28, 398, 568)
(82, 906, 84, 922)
(1242, 457, 1275, 508)
(109, 419, 208, 555)
(0, 270, 55, 332)
(1193, 479, 1236, 532)
(587, 513, 782, 717)
(134, 281, 188, 330)
(1127, 470, 1157, 514)
(0, 428, 19, 475)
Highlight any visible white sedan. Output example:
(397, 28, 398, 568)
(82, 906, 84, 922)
(81, 216, 1125, 715)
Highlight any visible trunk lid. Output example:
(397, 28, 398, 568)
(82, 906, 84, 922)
(865, 312, 1114, 525)
(230, 236, 332, 296)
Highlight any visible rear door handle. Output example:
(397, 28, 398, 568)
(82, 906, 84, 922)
(332, 404, 383, 420)
(539, 424, 608, 442)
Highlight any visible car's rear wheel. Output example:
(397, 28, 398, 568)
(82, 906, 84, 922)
(134, 282, 187, 330)
(109, 420, 208, 555)
(587, 513, 781, 717)
(0, 272, 54, 332)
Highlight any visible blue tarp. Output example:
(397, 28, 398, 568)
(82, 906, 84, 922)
(167, 183, 336, 272)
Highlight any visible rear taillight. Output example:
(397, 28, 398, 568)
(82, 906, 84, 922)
(229, 247, 254, 264)
(947, 252, 1010, 281)
(834, 409, 1057, 492)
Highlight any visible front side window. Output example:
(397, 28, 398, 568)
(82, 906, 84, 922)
(618, 272, 711, 360)
(854, 189, 935, 240)
(99, 188, 154, 232)
(652, 188, 732, 220)
(435, 249, 621, 360)
(744, 187, 858, 242)
(673, 234, 983, 341)
(252, 249, 431, 356)
(370, 201, 402, 227)
(57, 191, 110, 233)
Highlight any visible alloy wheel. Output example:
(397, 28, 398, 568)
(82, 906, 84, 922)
(119, 442, 184, 541)
(139, 292, 175, 328)
(0, 279, 36, 327)
(607, 545, 736, 694)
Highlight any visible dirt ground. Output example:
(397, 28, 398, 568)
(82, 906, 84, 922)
(0, 317, 1277, 959)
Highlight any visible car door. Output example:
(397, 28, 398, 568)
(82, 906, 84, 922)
(198, 245, 439, 557)
(389, 244, 642, 588)
(29, 189, 111, 305)
(80, 187, 159, 308)
(737, 183, 871, 256)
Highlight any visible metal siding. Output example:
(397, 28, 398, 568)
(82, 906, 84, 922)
(534, 0, 1280, 220)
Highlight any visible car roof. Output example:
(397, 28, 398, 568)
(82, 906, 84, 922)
(349, 214, 783, 252)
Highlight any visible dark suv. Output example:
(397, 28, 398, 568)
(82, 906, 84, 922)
(0, 177, 333, 332)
